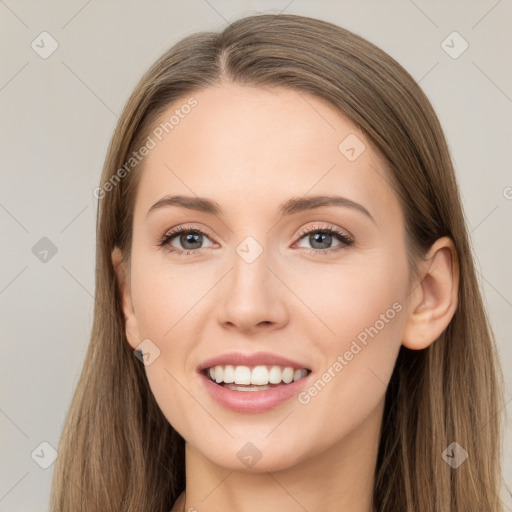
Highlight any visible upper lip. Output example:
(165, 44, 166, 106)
(197, 351, 311, 372)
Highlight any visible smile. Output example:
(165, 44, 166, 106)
(204, 364, 310, 391)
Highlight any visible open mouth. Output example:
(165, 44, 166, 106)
(202, 364, 312, 392)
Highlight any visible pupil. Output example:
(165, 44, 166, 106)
(310, 232, 331, 249)
(181, 232, 202, 249)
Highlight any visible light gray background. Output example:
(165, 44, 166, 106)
(1, 1, 511, 510)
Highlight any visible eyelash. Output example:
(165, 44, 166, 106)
(157, 223, 354, 257)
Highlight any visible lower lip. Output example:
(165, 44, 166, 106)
(199, 372, 312, 413)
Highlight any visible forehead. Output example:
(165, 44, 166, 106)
(133, 83, 399, 223)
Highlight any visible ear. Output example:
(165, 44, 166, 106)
(111, 246, 141, 350)
(402, 236, 459, 350)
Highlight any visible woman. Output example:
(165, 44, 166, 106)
(50, 13, 505, 512)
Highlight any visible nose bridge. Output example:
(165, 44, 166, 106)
(217, 232, 287, 329)
(230, 233, 273, 302)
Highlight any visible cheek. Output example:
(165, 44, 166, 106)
(127, 252, 218, 439)
(287, 245, 408, 350)
(291, 249, 407, 440)
(129, 249, 211, 347)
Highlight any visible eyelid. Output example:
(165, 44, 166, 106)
(162, 223, 216, 239)
(295, 222, 353, 242)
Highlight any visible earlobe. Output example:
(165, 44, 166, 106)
(111, 246, 141, 349)
(402, 237, 459, 350)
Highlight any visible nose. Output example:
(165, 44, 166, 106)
(216, 244, 289, 334)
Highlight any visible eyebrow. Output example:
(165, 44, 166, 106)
(146, 194, 375, 224)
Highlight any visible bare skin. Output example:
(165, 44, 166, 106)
(112, 83, 459, 512)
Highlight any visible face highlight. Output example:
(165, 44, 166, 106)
(114, 83, 412, 472)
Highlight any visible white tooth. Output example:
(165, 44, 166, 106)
(301, 369, 308, 378)
(251, 366, 269, 385)
(224, 384, 273, 392)
(214, 365, 224, 383)
(268, 366, 283, 384)
(293, 369, 302, 382)
(223, 365, 235, 384)
(209, 367, 215, 380)
(234, 365, 251, 385)
(282, 367, 294, 384)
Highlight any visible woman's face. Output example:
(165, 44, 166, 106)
(115, 83, 412, 471)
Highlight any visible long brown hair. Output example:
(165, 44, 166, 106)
(50, 13, 505, 511)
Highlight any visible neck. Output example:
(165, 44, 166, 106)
(177, 399, 384, 512)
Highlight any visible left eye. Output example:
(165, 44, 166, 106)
(295, 228, 348, 251)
